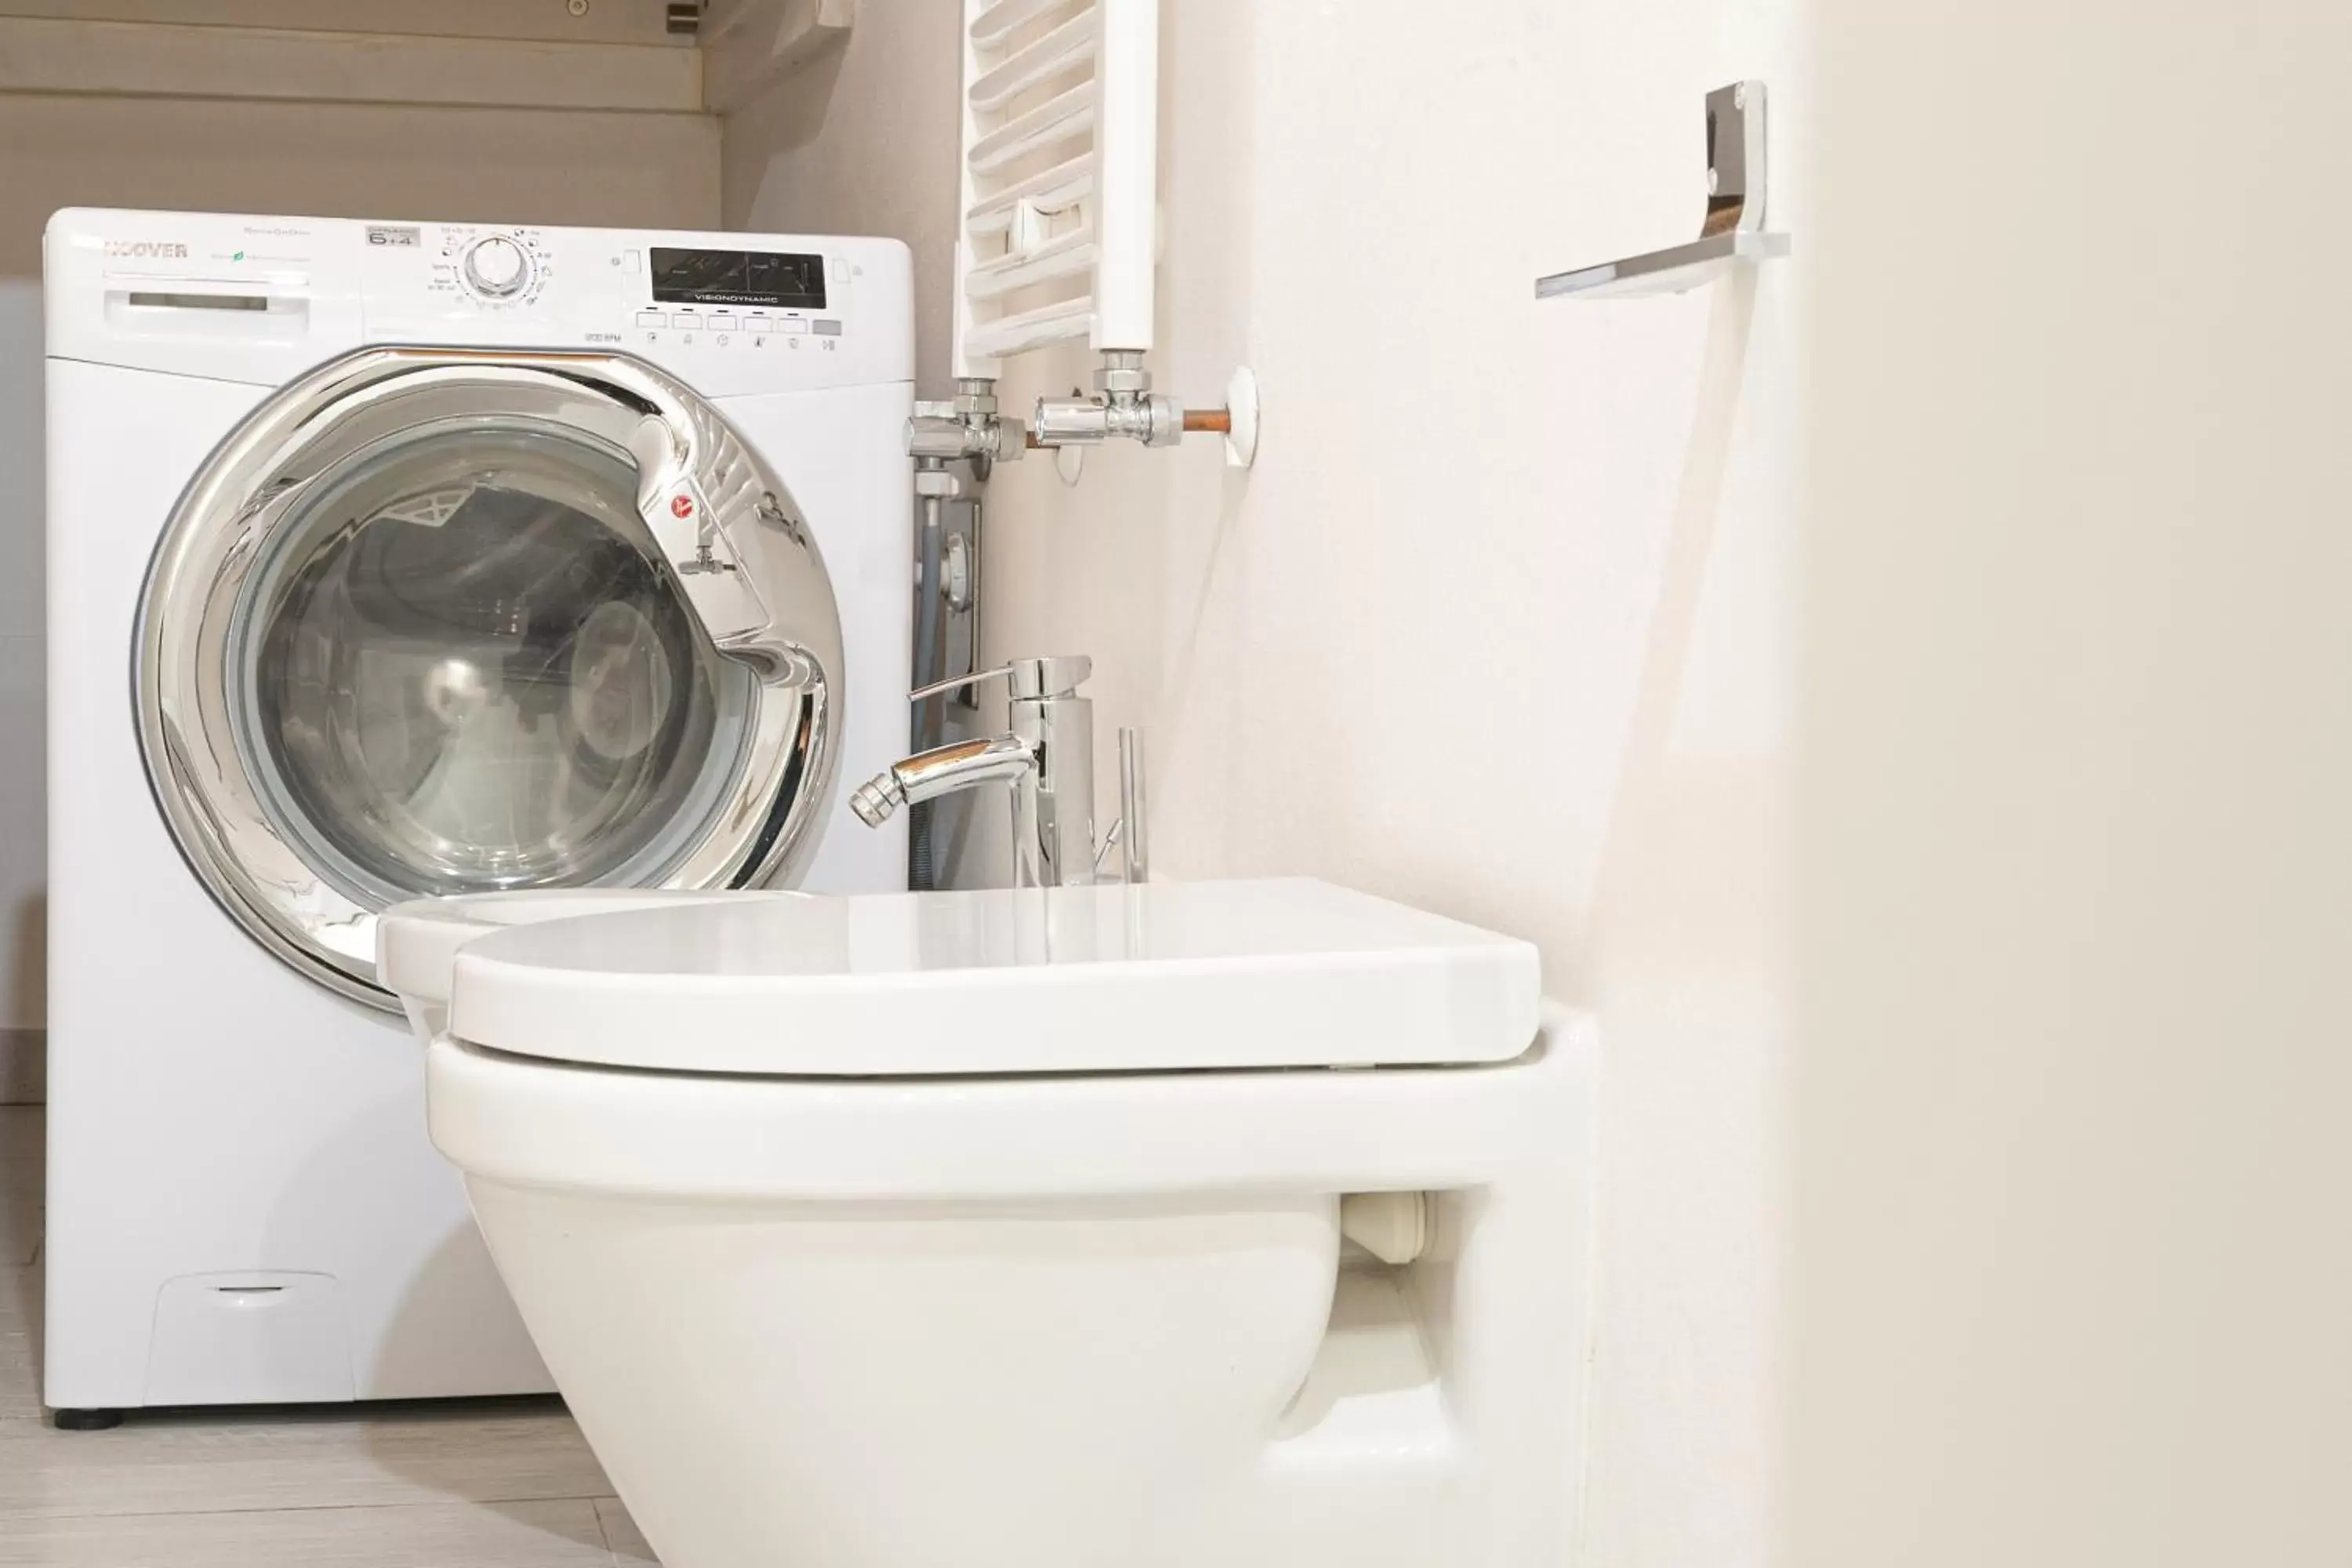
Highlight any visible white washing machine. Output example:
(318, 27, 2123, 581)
(41, 209, 912, 1420)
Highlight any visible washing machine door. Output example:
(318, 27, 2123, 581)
(137, 347, 844, 1010)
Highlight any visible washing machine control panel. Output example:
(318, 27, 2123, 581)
(358, 221, 909, 395)
(622, 242, 852, 365)
(44, 212, 913, 395)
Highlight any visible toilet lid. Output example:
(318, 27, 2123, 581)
(378, 889, 805, 1010)
(445, 878, 1541, 1076)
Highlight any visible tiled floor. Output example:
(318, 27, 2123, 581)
(0, 1106, 655, 1566)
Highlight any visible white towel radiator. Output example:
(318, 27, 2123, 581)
(913, 0, 1255, 475)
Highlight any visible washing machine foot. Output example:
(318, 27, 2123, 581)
(50, 1408, 124, 1431)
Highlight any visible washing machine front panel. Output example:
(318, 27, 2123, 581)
(137, 347, 846, 1010)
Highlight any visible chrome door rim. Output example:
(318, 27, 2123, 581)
(137, 347, 843, 1011)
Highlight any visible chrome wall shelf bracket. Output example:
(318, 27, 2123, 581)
(1536, 80, 1790, 301)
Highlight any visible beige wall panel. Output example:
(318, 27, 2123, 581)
(0, 0, 681, 46)
(0, 95, 719, 275)
(1791, 2, 2352, 1566)
(0, 17, 700, 112)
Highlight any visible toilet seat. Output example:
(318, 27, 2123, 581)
(443, 877, 1541, 1076)
(426, 1021, 1566, 1203)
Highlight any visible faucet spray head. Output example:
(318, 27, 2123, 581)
(849, 774, 906, 826)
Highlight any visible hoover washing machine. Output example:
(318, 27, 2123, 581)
(42, 209, 912, 1420)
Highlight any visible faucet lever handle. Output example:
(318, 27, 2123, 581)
(908, 654, 1092, 705)
(1116, 725, 1149, 884)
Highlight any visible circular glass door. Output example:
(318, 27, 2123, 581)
(139, 348, 841, 1009)
(238, 420, 750, 904)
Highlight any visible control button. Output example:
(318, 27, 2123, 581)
(813, 319, 843, 336)
(706, 312, 735, 328)
(773, 318, 809, 335)
(462, 235, 532, 299)
(636, 310, 666, 327)
(623, 249, 641, 270)
(670, 314, 699, 329)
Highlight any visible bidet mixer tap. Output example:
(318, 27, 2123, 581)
(851, 655, 1145, 888)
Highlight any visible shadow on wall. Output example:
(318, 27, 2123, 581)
(1590, 268, 1762, 908)
(2, 279, 42, 1087)
(2, 894, 42, 1104)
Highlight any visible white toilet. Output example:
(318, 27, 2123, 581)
(380, 878, 1597, 1568)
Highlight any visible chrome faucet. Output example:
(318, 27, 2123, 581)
(851, 655, 1146, 888)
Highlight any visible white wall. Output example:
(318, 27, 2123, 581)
(789, 3, 1800, 1562)
(1790, 5, 2352, 1565)
(0, 31, 722, 1078)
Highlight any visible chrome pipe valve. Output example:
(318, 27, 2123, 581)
(1032, 351, 1185, 448)
(906, 377, 1027, 472)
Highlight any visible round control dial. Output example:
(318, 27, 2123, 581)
(462, 235, 533, 299)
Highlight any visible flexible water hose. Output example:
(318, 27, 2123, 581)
(908, 492, 946, 889)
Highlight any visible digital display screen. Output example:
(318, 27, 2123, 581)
(650, 248, 826, 309)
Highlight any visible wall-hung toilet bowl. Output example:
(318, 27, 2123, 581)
(397, 878, 1599, 1568)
